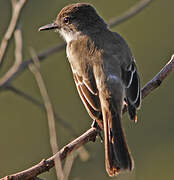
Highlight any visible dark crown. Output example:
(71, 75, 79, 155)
(56, 3, 108, 32)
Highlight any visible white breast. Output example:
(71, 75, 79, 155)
(60, 29, 81, 44)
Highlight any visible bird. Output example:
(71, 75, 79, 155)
(39, 3, 141, 176)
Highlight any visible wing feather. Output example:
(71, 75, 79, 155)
(73, 73, 103, 129)
(122, 61, 141, 121)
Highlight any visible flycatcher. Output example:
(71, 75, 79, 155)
(39, 3, 141, 176)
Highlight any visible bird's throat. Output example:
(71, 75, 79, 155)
(59, 29, 82, 44)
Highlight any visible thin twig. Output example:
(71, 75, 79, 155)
(4, 85, 90, 162)
(5, 85, 44, 107)
(0, 43, 65, 87)
(0, 26, 23, 86)
(142, 54, 174, 98)
(29, 49, 64, 180)
(1, 54, 173, 180)
(0, 127, 97, 180)
(109, 0, 152, 28)
(11, 0, 17, 9)
(63, 153, 75, 180)
(4, 85, 78, 137)
(0, 0, 26, 67)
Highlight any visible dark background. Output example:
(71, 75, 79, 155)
(0, 0, 174, 180)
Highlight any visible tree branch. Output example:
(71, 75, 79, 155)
(1, 54, 173, 180)
(63, 153, 75, 180)
(29, 49, 65, 180)
(0, 0, 26, 68)
(5, 85, 78, 137)
(142, 54, 174, 98)
(0, 26, 23, 86)
(0, 43, 65, 87)
(109, 0, 152, 28)
(1, 127, 97, 180)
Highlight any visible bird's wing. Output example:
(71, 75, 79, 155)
(73, 70, 103, 129)
(121, 60, 141, 121)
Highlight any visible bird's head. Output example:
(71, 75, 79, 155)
(39, 3, 108, 43)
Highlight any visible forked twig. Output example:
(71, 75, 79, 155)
(0, 43, 65, 87)
(0, 0, 26, 67)
(0, 26, 23, 86)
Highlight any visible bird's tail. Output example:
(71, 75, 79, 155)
(102, 101, 134, 176)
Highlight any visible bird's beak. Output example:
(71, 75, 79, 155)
(39, 23, 59, 31)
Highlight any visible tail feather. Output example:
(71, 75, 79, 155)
(103, 102, 134, 176)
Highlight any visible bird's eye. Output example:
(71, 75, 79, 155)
(63, 17, 70, 24)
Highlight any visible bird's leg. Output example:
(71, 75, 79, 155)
(91, 120, 104, 143)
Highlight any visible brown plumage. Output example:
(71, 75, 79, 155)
(39, 3, 141, 176)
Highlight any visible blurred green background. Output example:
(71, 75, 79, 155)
(0, 0, 174, 179)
